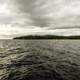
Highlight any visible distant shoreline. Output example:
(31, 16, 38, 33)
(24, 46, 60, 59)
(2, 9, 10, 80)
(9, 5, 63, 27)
(13, 35, 80, 39)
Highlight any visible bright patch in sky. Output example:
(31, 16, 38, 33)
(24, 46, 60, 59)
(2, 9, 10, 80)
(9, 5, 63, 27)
(0, 0, 80, 38)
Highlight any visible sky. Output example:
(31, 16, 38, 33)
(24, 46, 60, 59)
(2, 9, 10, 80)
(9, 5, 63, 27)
(0, 0, 80, 38)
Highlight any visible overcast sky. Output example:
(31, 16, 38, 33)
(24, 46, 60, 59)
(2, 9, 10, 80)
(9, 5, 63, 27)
(0, 0, 80, 38)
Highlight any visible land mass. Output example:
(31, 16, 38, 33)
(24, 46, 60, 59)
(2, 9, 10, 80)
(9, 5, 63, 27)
(13, 35, 80, 39)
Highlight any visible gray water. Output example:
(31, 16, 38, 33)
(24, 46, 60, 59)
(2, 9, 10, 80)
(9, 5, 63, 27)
(0, 40, 80, 80)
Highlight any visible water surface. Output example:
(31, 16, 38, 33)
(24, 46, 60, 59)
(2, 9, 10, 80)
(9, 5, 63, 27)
(0, 40, 80, 80)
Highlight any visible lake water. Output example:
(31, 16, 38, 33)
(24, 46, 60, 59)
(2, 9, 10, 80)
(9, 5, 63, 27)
(0, 40, 80, 80)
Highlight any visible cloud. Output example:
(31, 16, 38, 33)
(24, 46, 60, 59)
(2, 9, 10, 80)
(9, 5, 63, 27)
(1, 25, 80, 39)
(0, 0, 80, 38)
(7, 0, 80, 28)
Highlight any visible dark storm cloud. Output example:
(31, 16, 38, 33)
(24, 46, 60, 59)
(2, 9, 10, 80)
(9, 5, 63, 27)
(8, 0, 80, 28)
(1, 0, 80, 28)
(8, 0, 55, 27)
